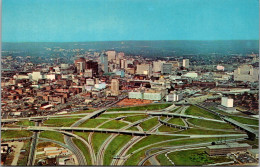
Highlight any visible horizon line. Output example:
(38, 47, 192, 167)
(2, 39, 259, 43)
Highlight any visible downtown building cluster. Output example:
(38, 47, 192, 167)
(1, 50, 259, 118)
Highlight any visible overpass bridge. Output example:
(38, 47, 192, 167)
(2, 126, 248, 139)
(223, 117, 259, 140)
(148, 112, 225, 123)
(158, 118, 190, 130)
(194, 104, 259, 140)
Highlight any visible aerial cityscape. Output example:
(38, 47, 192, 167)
(1, 0, 259, 166)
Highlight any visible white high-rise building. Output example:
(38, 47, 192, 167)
(136, 64, 152, 76)
(183, 59, 190, 68)
(221, 97, 234, 108)
(153, 61, 165, 72)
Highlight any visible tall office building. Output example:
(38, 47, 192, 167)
(86, 60, 98, 76)
(117, 52, 125, 59)
(183, 59, 190, 68)
(153, 60, 165, 72)
(100, 52, 108, 73)
(136, 64, 152, 76)
(106, 50, 116, 61)
(161, 63, 172, 74)
(111, 79, 119, 96)
(74, 57, 86, 73)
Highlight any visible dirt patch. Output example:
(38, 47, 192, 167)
(116, 98, 153, 107)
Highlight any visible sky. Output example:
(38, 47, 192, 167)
(2, 0, 259, 42)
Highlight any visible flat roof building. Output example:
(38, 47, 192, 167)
(206, 142, 251, 156)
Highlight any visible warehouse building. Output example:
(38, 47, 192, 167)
(206, 142, 252, 156)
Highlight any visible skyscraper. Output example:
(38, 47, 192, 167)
(74, 57, 86, 73)
(106, 50, 116, 61)
(111, 79, 119, 96)
(100, 52, 108, 73)
(183, 59, 190, 68)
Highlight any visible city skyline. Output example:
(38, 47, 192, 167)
(2, 0, 259, 42)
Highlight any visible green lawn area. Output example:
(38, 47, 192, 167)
(188, 118, 235, 129)
(229, 116, 259, 126)
(124, 137, 237, 165)
(139, 117, 158, 131)
(1, 130, 32, 139)
(39, 131, 65, 143)
(100, 113, 143, 119)
(178, 128, 243, 135)
(158, 125, 180, 132)
(107, 103, 172, 111)
(126, 126, 139, 131)
(104, 134, 132, 165)
(124, 115, 148, 123)
(79, 119, 107, 128)
(92, 133, 111, 155)
(74, 132, 90, 141)
(17, 120, 35, 126)
(167, 118, 185, 126)
(158, 148, 232, 166)
(170, 107, 181, 113)
(100, 120, 128, 129)
(43, 118, 80, 127)
(127, 135, 184, 154)
(186, 105, 221, 120)
(72, 138, 92, 165)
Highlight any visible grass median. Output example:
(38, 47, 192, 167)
(186, 105, 221, 120)
(188, 118, 235, 129)
(167, 118, 185, 126)
(103, 134, 132, 165)
(79, 119, 108, 128)
(139, 117, 158, 131)
(92, 132, 111, 155)
(100, 120, 128, 129)
(72, 138, 92, 165)
(17, 120, 35, 126)
(39, 131, 65, 143)
(124, 115, 148, 123)
(1, 130, 32, 139)
(228, 116, 259, 126)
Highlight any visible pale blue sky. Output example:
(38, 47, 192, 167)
(2, 0, 259, 42)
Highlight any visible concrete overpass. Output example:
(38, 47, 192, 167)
(148, 112, 225, 123)
(195, 104, 259, 140)
(223, 117, 259, 140)
(2, 126, 248, 139)
(158, 118, 190, 130)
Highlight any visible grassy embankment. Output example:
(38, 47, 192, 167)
(39, 131, 65, 143)
(186, 105, 221, 120)
(72, 138, 92, 165)
(157, 148, 233, 166)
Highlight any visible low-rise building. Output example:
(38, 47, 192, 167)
(206, 142, 252, 156)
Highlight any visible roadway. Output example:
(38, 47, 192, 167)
(138, 137, 247, 166)
(27, 122, 39, 166)
(66, 95, 127, 165)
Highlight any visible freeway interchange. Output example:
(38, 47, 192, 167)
(1, 98, 259, 166)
